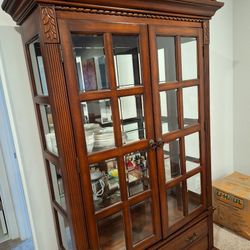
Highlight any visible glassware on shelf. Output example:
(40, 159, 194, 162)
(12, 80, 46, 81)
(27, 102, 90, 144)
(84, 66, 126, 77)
(124, 151, 150, 197)
(90, 159, 121, 211)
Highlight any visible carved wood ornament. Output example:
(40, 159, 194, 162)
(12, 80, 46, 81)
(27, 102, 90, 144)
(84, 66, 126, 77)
(41, 6, 59, 43)
(203, 21, 210, 45)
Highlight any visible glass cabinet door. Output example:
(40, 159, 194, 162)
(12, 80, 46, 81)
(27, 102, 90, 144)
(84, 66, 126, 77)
(59, 21, 161, 249)
(149, 25, 206, 237)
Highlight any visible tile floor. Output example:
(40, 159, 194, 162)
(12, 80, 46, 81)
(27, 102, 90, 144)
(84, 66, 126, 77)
(214, 224, 250, 250)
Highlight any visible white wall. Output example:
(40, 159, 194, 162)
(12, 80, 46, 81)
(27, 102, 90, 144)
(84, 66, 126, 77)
(0, 8, 57, 250)
(0, 0, 238, 248)
(233, 0, 250, 176)
(210, 0, 234, 180)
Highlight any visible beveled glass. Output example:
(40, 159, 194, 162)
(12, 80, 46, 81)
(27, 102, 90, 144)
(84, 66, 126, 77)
(72, 34, 109, 92)
(56, 212, 74, 250)
(119, 95, 145, 144)
(185, 132, 200, 172)
(113, 35, 141, 88)
(164, 139, 181, 183)
(49, 162, 66, 211)
(29, 39, 48, 96)
(187, 173, 202, 213)
(124, 150, 149, 197)
(156, 36, 177, 83)
(39, 105, 58, 155)
(167, 183, 184, 226)
(183, 86, 199, 127)
(181, 37, 198, 81)
(89, 158, 120, 211)
(81, 99, 115, 153)
(160, 89, 179, 133)
(130, 199, 153, 244)
(97, 212, 126, 250)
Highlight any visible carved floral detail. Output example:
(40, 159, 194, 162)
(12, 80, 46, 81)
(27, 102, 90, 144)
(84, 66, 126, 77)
(41, 7, 58, 42)
(203, 21, 209, 44)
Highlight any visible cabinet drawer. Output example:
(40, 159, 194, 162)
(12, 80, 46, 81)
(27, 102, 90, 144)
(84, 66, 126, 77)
(159, 219, 208, 250)
(188, 236, 208, 250)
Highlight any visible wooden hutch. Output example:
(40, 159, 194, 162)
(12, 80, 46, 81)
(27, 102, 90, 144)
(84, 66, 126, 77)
(2, 0, 223, 249)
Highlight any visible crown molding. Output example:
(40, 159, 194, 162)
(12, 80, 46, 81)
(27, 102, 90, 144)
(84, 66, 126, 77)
(2, 0, 224, 25)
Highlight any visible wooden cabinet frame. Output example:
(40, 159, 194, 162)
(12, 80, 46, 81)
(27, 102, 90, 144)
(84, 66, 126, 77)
(2, 1, 223, 249)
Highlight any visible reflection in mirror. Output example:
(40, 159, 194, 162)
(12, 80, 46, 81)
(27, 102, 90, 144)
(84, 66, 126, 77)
(160, 89, 179, 134)
(157, 36, 177, 83)
(98, 212, 126, 250)
(89, 158, 120, 211)
(56, 213, 74, 250)
(39, 105, 58, 155)
(48, 162, 66, 211)
(130, 199, 153, 244)
(81, 99, 115, 153)
(183, 86, 199, 127)
(29, 39, 48, 95)
(119, 95, 145, 143)
(185, 132, 200, 172)
(164, 139, 181, 183)
(113, 35, 141, 88)
(181, 37, 198, 81)
(124, 150, 150, 197)
(187, 173, 202, 213)
(167, 183, 184, 227)
(72, 34, 109, 92)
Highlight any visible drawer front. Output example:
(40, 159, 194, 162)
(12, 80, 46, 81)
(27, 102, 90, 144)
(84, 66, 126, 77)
(159, 219, 208, 250)
(188, 236, 208, 250)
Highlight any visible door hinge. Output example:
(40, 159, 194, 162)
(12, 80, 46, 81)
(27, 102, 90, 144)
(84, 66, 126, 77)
(59, 45, 64, 64)
(76, 157, 80, 173)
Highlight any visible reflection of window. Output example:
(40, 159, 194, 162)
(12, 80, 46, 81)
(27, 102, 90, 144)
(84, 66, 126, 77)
(29, 40, 48, 95)
(113, 35, 141, 88)
(72, 34, 109, 92)
(157, 36, 177, 83)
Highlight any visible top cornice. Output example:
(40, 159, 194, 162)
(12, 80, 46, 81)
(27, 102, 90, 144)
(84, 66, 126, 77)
(2, 0, 224, 25)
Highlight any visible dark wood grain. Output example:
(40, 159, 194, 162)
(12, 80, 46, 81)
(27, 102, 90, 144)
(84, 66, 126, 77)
(5, 0, 224, 249)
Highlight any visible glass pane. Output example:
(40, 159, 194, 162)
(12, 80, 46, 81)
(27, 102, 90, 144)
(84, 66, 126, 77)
(130, 199, 153, 244)
(187, 173, 202, 213)
(56, 212, 73, 250)
(90, 158, 120, 211)
(167, 183, 184, 227)
(81, 99, 115, 153)
(49, 162, 66, 211)
(72, 34, 109, 92)
(124, 150, 150, 197)
(29, 40, 48, 95)
(181, 37, 198, 81)
(160, 89, 179, 133)
(113, 36, 141, 88)
(40, 105, 58, 155)
(98, 212, 126, 250)
(183, 86, 199, 127)
(164, 139, 181, 183)
(185, 132, 200, 172)
(119, 95, 145, 144)
(157, 37, 177, 83)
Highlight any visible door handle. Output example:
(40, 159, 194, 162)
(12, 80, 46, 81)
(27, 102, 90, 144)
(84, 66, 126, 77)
(157, 138, 164, 148)
(148, 139, 157, 150)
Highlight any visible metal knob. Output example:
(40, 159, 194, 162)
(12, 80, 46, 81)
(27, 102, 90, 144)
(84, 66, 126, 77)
(157, 138, 164, 147)
(186, 232, 198, 243)
(148, 139, 157, 150)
